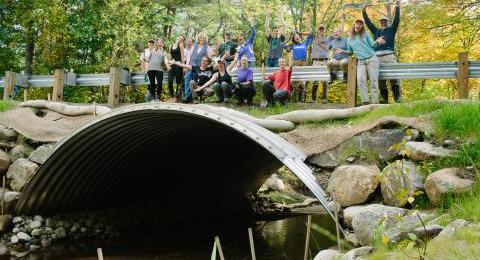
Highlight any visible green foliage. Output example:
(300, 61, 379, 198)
(257, 190, 300, 205)
(434, 102, 480, 141)
(0, 101, 14, 112)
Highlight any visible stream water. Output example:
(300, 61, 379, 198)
(3, 214, 337, 260)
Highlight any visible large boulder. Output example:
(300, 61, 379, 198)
(0, 126, 18, 142)
(308, 128, 405, 168)
(343, 246, 373, 260)
(380, 160, 424, 207)
(6, 159, 39, 192)
(405, 142, 456, 161)
(433, 219, 469, 241)
(259, 174, 286, 192)
(0, 150, 10, 174)
(327, 165, 380, 207)
(29, 144, 55, 165)
(425, 168, 474, 205)
(8, 144, 34, 161)
(313, 249, 344, 260)
(345, 204, 438, 246)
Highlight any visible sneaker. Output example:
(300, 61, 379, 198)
(181, 97, 193, 103)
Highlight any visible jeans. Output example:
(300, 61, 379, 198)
(234, 82, 256, 104)
(357, 55, 380, 104)
(167, 65, 183, 98)
(184, 71, 192, 99)
(147, 70, 163, 99)
(378, 54, 401, 103)
(189, 80, 214, 100)
(212, 82, 233, 101)
(262, 81, 289, 106)
(266, 58, 279, 67)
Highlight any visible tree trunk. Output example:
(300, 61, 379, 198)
(24, 28, 35, 75)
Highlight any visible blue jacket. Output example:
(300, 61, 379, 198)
(292, 34, 312, 61)
(237, 26, 256, 62)
(362, 6, 400, 52)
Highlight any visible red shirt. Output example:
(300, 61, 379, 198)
(267, 68, 292, 94)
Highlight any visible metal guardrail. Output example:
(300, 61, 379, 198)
(1, 61, 479, 88)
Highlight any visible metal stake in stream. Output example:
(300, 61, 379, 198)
(215, 236, 225, 260)
(332, 194, 342, 251)
(248, 227, 256, 260)
(97, 248, 104, 260)
(1, 175, 5, 215)
(303, 215, 312, 260)
(47, 93, 51, 102)
(93, 101, 97, 116)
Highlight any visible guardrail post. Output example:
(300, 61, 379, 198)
(53, 69, 65, 101)
(3, 71, 15, 100)
(346, 57, 357, 107)
(108, 67, 121, 107)
(458, 52, 469, 99)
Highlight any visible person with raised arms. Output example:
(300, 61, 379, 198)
(287, 10, 312, 102)
(236, 16, 256, 68)
(362, 0, 401, 103)
(265, 8, 286, 68)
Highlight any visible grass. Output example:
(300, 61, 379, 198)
(367, 224, 480, 260)
(0, 101, 14, 112)
(434, 102, 480, 140)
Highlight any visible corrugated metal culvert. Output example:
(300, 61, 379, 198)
(15, 103, 334, 224)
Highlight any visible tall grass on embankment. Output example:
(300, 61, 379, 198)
(0, 101, 14, 112)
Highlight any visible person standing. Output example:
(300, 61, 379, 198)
(311, 24, 330, 103)
(218, 32, 237, 66)
(363, 0, 401, 103)
(182, 33, 212, 103)
(288, 11, 312, 102)
(237, 16, 256, 68)
(146, 38, 168, 102)
(265, 8, 286, 68)
(166, 36, 184, 102)
(347, 20, 384, 105)
(262, 57, 292, 107)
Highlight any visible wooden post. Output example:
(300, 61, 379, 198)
(52, 69, 64, 101)
(23, 88, 28, 102)
(215, 236, 225, 260)
(108, 67, 121, 107)
(47, 93, 51, 101)
(3, 71, 15, 100)
(262, 62, 266, 81)
(97, 248, 104, 260)
(248, 228, 256, 260)
(346, 57, 358, 108)
(458, 52, 469, 99)
(303, 215, 312, 260)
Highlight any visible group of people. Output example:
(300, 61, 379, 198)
(140, 1, 401, 106)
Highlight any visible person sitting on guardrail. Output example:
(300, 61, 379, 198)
(311, 23, 330, 104)
(262, 57, 292, 107)
(286, 10, 312, 103)
(145, 38, 168, 102)
(347, 19, 384, 105)
(363, 0, 401, 103)
(233, 55, 256, 106)
(265, 8, 286, 68)
(236, 16, 256, 68)
(182, 32, 213, 103)
(173, 55, 215, 103)
(166, 36, 185, 103)
(327, 13, 349, 84)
